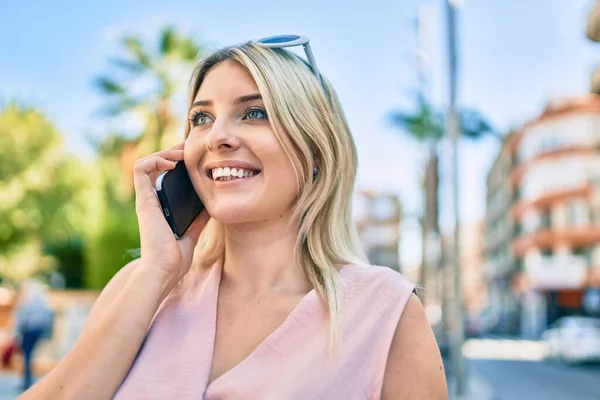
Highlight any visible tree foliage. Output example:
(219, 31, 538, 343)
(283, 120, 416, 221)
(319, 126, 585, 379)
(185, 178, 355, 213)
(0, 103, 89, 285)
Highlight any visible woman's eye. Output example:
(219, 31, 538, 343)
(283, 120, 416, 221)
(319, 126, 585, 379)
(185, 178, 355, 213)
(191, 112, 213, 126)
(243, 108, 267, 121)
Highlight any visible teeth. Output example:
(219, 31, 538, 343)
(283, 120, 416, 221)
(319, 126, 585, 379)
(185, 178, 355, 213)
(210, 167, 259, 181)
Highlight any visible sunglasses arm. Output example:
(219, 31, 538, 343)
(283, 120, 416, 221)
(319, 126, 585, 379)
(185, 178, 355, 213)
(303, 44, 324, 88)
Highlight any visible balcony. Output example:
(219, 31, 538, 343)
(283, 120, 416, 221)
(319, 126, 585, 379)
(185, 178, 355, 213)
(522, 255, 588, 290)
(508, 146, 597, 190)
(509, 184, 592, 222)
(511, 226, 600, 257)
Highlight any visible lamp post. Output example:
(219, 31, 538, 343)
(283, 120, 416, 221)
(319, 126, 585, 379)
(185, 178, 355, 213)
(445, 0, 467, 396)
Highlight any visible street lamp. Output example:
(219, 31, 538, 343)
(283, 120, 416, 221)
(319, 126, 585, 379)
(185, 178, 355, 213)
(445, 0, 467, 396)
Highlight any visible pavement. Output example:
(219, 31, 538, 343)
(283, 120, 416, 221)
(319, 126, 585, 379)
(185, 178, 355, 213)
(0, 374, 25, 400)
(446, 337, 600, 400)
(471, 359, 600, 400)
(444, 354, 498, 400)
(447, 372, 498, 400)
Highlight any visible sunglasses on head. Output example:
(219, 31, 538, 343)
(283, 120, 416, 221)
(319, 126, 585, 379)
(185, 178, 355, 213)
(253, 34, 325, 91)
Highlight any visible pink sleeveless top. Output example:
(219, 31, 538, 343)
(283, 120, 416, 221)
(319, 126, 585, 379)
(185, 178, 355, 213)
(114, 263, 415, 399)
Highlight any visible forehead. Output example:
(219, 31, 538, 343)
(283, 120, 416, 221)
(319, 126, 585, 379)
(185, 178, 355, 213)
(194, 59, 260, 101)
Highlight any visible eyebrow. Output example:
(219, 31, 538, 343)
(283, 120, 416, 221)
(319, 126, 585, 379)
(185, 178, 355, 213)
(191, 93, 262, 108)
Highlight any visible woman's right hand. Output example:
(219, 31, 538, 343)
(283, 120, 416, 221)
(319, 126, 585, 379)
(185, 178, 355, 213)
(133, 142, 209, 287)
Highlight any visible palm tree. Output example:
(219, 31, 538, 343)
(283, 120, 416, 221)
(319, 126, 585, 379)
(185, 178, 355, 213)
(94, 25, 203, 192)
(389, 92, 495, 302)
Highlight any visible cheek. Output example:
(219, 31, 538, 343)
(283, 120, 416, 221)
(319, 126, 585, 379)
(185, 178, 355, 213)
(184, 134, 206, 165)
(184, 137, 207, 187)
(263, 159, 299, 209)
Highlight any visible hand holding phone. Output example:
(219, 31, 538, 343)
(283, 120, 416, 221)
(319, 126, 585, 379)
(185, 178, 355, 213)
(155, 161, 205, 239)
(132, 144, 208, 287)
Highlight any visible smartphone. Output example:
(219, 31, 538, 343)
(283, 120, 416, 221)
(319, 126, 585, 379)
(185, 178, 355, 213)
(155, 161, 205, 239)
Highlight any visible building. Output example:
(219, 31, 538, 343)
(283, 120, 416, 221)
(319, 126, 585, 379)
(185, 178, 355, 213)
(485, 95, 600, 337)
(353, 190, 402, 271)
(439, 221, 488, 335)
(460, 221, 487, 313)
(484, 135, 520, 334)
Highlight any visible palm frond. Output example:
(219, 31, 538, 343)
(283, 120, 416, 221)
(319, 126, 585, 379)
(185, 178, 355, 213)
(159, 26, 177, 56)
(159, 26, 201, 61)
(94, 96, 144, 117)
(122, 36, 152, 68)
(458, 108, 494, 139)
(93, 76, 126, 96)
(108, 57, 146, 75)
(178, 38, 201, 61)
(389, 98, 445, 141)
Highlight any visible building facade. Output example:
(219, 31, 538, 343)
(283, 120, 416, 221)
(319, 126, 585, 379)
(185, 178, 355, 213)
(353, 190, 402, 271)
(485, 95, 600, 337)
(484, 135, 521, 334)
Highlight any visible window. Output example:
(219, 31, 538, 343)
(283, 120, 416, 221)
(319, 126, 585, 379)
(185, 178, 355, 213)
(568, 201, 589, 227)
(541, 248, 553, 257)
(540, 209, 552, 229)
(573, 247, 591, 265)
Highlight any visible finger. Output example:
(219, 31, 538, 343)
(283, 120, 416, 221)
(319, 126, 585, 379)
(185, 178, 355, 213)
(134, 157, 177, 210)
(140, 149, 184, 163)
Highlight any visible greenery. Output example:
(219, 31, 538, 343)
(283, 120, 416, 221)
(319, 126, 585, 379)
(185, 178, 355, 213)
(0, 103, 89, 285)
(0, 26, 204, 289)
(84, 26, 203, 288)
(389, 92, 496, 289)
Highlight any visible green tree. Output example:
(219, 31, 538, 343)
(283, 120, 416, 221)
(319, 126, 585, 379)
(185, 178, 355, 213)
(0, 103, 89, 285)
(94, 25, 203, 183)
(85, 26, 204, 288)
(84, 135, 141, 289)
(389, 93, 495, 296)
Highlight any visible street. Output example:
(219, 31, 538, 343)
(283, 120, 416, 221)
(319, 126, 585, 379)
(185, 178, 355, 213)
(457, 338, 600, 400)
(471, 359, 600, 400)
(0, 374, 22, 400)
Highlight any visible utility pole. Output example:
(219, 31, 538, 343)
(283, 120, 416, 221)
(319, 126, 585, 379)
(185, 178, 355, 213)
(415, 2, 441, 305)
(445, 0, 467, 396)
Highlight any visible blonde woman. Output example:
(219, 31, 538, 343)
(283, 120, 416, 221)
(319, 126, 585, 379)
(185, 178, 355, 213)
(20, 35, 447, 399)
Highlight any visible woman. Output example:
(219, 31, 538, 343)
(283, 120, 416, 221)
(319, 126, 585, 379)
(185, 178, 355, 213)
(20, 36, 447, 399)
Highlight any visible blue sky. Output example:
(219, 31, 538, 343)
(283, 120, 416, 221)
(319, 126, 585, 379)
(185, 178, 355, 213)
(1, 0, 598, 267)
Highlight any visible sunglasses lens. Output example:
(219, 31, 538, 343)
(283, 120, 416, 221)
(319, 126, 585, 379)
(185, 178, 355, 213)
(258, 35, 300, 44)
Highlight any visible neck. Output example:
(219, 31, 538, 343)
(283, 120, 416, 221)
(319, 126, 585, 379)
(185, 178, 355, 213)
(221, 212, 310, 296)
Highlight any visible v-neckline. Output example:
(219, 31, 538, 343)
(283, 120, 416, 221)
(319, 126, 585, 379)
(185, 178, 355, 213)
(204, 262, 317, 390)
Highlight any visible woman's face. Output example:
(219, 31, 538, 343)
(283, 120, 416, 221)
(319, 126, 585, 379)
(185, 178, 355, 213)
(184, 60, 299, 224)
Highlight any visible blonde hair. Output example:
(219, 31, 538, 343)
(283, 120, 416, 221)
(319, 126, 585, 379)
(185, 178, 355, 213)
(184, 43, 368, 348)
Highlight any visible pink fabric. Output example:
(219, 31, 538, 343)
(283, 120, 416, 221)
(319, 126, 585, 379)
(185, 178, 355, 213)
(114, 263, 415, 399)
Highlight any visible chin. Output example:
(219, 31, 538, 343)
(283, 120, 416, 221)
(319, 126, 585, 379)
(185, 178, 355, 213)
(207, 204, 263, 225)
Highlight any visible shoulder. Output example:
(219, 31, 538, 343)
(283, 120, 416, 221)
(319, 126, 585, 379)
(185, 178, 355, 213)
(381, 293, 448, 399)
(340, 263, 415, 303)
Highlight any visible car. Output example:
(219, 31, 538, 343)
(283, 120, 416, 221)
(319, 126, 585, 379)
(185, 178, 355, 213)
(465, 308, 499, 338)
(542, 316, 600, 364)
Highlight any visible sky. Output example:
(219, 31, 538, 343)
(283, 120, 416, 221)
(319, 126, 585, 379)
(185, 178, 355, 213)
(1, 0, 598, 267)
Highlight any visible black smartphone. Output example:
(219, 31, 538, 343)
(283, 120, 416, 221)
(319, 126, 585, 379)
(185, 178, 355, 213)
(155, 161, 205, 239)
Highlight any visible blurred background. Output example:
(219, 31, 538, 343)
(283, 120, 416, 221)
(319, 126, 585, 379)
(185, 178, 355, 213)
(2, 0, 600, 398)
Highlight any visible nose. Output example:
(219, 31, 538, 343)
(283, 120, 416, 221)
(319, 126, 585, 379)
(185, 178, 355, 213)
(206, 120, 241, 152)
